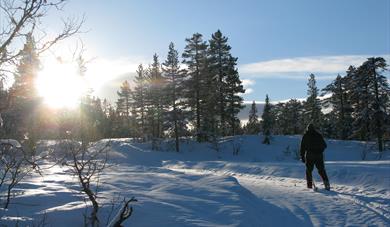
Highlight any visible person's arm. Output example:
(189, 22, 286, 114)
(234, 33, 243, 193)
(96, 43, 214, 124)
(320, 134, 327, 150)
(300, 135, 306, 162)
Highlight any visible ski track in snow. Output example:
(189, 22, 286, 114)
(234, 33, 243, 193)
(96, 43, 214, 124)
(166, 165, 390, 227)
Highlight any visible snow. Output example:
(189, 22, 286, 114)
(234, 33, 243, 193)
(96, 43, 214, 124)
(1, 135, 389, 226)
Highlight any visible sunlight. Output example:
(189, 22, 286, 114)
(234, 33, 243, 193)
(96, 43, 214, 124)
(36, 59, 86, 108)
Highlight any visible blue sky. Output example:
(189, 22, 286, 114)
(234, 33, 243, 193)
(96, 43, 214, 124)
(44, 0, 390, 102)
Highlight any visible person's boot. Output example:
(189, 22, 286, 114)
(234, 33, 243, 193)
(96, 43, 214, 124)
(324, 181, 330, 190)
(307, 181, 313, 189)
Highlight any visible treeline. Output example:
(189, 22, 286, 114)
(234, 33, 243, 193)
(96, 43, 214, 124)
(1, 31, 388, 152)
(245, 58, 390, 151)
(0, 30, 245, 152)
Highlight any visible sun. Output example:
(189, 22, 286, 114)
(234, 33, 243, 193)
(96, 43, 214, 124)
(36, 59, 86, 108)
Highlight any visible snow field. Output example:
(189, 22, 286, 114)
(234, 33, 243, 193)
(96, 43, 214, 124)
(0, 135, 389, 226)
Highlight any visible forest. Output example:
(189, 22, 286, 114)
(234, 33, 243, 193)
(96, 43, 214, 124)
(2, 30, 389, 153)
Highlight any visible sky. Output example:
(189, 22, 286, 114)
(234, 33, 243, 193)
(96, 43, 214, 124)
(41, 0, 390, 103)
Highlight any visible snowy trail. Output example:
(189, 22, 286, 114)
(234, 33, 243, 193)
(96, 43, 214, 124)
(238, 175, 389, 227)
(167, 166, 390, 227)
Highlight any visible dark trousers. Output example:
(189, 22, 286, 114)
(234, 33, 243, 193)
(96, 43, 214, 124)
(305, 154, 329, 184)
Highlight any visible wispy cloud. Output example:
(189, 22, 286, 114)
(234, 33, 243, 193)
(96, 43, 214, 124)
(241, 79, 255, 95)
(242, 79, 255, 87)
(239, 55, 390, 80)
(245, 88, 253, 94)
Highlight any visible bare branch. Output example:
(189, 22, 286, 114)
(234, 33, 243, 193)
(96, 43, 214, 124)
(107, 197, 137, 227)
(0, 0, 84, 66)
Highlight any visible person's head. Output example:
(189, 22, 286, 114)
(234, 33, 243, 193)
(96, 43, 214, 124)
(307, 123, 316, 132)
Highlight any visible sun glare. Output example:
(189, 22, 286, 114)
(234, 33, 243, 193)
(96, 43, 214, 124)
(36, 59, 86, 108)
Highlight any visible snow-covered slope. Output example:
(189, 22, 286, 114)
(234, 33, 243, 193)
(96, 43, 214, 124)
(1, 136, 389, 226)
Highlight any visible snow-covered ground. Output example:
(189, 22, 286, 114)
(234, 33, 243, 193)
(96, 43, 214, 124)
(1, 135, 389, 226)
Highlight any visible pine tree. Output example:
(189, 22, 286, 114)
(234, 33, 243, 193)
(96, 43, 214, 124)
(182, 33, 209, 141)
(261, 95, 273, 144)
(322, 74, 353, 139)
(133, 64, 148, 139)
(208, 30, 230, 135)
(146, 54, 166, 147)
(304, 74, 323, 128)
(116, 80, 133, 136)
(162, 42, 187, 152)
(224, 56, 245, 135)
(246, 101, 260, 134)
(7, 33, 41, 142)
(208, 30, 245, 136)
(364, 57, 389, 151)
(201, 58, 219, 142)
(349, 64, 373, 141)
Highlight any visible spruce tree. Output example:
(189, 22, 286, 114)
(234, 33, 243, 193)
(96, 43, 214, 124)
(146, 54, 166, 147)
(162, 42, 186, 152)
(201, 57, 219, 142)
(133, 64, 148, 139)
(304, 74, 323, 128)
(208, 30, 231, 135)
(261, 95, 273, 144)
(182, 33, 209, 141)
(349, 64, 373, 141)
(224, 55, 245, 135)
(364, 57, 389, 151)
(7, 33, 41, 142)
(116, 80, 133, 136)
(322, 74, 353, 139)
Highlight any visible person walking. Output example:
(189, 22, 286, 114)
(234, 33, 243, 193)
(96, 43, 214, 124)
(300, 123, 330, 190)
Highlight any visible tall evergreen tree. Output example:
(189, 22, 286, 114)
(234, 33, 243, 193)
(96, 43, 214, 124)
(364, 57, 389, 151)
(133, 64, 148, 139)
(261, 95, 273, 144)
(304, 74, 323, 128)
(162, 42, 187, 152)
(208, 30, 245, 136)
(322, 74, 353, 139)
(116, 80, 133, 136)
(208, 30, 230, 135)
(349, 64, 373, 141)
(146, 54, 166, 145)
(6, 33, 41, 142)
(224, 56, 245, 135)
(182, 33, 209, 141)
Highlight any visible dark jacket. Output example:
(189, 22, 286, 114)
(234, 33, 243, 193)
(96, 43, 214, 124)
(300, 128, 327, 159)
